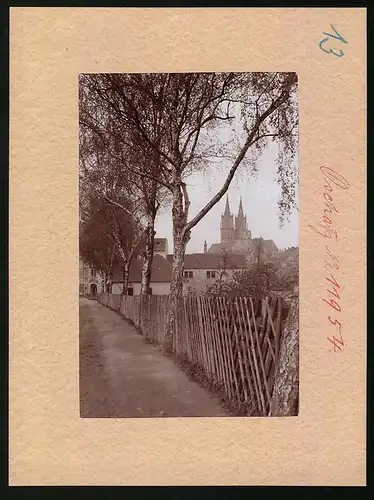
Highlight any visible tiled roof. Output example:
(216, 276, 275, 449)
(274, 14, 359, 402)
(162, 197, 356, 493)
(167, 253, 247, 270)
(262, 239, 278, 252)
(208, 242, 230, 253)
(209, 239, 278, 254)
(112, 254, 172, 283)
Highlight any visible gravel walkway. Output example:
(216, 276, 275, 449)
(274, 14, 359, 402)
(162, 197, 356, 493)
(79, 297, 228, 418)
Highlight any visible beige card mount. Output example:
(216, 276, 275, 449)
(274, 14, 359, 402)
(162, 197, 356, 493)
(9, 8, 366, 486)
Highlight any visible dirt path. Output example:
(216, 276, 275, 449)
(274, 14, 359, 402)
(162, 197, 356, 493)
(79, 297, 228, 418)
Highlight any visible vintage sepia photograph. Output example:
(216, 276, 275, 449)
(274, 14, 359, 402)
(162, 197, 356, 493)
(79, 72, 299, 418)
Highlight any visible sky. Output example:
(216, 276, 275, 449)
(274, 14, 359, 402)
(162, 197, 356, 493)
(154, 142, 299, 254)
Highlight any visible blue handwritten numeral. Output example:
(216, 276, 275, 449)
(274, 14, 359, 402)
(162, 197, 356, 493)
(319, 25, 347, 58)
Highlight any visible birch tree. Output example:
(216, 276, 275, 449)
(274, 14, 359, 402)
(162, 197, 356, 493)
(79, 218, 116, 292)
(96, 195, 144, 295)
(80, 154, 144, 296)
(79, 75, 167, 295)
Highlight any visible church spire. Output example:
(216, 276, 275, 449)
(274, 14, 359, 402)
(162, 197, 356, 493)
(224, 196, 231, 215)
(238, 196, 244, 217)
(221, 195, 234, 244)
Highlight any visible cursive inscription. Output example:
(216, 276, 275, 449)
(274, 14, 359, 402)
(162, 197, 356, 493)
(319, 24, 348, 58)
(309, 166, 349, 351)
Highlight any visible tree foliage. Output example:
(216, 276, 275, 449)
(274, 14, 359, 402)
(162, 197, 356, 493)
(79, 72, 298, 350)
(79, 72, 298, 230)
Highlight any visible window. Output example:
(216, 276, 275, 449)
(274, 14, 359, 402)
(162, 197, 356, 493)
(128, 287, 134, 296)
(184, 270, 193, 279)
(206, 271, 216, 279)
(91, 268, 96, 278)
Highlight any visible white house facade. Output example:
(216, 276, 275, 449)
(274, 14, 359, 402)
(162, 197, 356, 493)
(166, 252, 248, 295)
(79, 258, 104, 297)
(111, 253, 172, 296)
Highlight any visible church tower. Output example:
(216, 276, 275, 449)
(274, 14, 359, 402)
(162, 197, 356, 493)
(220, 196, 235, 243)
(235, 197, 251, 240)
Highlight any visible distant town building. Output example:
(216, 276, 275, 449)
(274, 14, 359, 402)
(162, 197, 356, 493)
(79, 258, 104, 297)
(154, 237, 169, 259)
(207, 196, 278, 262)
(106, 196, 297, 296)
(111, 254, 172, 295)
(167, 252, 248, 295)
(220, 196, 251, 243)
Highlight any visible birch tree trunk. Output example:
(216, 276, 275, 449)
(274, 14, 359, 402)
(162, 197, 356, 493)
(270, 296, 299, 416)
(163, 231, 189, 354)
(122, 262, 130, 296)
(140, 220, 156, 295)
(108, 271, 113, 293)
(103, 271, 108, 295)
(108, 275, 113, 294)
(105, 244, 115, 293)
(163, 180, 190, 354)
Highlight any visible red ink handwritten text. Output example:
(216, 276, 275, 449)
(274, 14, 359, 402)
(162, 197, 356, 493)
(309, 166, 349, 352)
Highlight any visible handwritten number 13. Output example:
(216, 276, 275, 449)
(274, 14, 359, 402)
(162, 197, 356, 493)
(319, 25, 347, 58)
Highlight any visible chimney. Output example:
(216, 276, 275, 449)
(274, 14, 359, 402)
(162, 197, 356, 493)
(204, 240, 207, 253)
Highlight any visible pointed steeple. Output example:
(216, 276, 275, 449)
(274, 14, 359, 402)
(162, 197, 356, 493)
(224, 196, 231, 215)
(221, 195, 235, 244)
(238, 196, 244, 217)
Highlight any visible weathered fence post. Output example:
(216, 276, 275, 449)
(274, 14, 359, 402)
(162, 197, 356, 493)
(270, 295, 299, 417)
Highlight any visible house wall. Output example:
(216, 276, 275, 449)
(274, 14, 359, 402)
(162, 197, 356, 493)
(183, 268, 235, 281)
(79, 259, 104, 296)
(111, 282, 171, 295)
(154, 238, 169, 259)
(182, 268, 237, 295)
(85, 275, 104, 296)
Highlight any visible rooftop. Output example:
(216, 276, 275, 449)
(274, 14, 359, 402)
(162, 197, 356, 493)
(167, 253, 247, 270)
(112, 254, 172, 283)
(208, 238, 278, 254)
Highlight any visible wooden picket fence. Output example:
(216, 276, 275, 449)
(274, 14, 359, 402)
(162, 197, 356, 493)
(98, 292, 287, 416)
